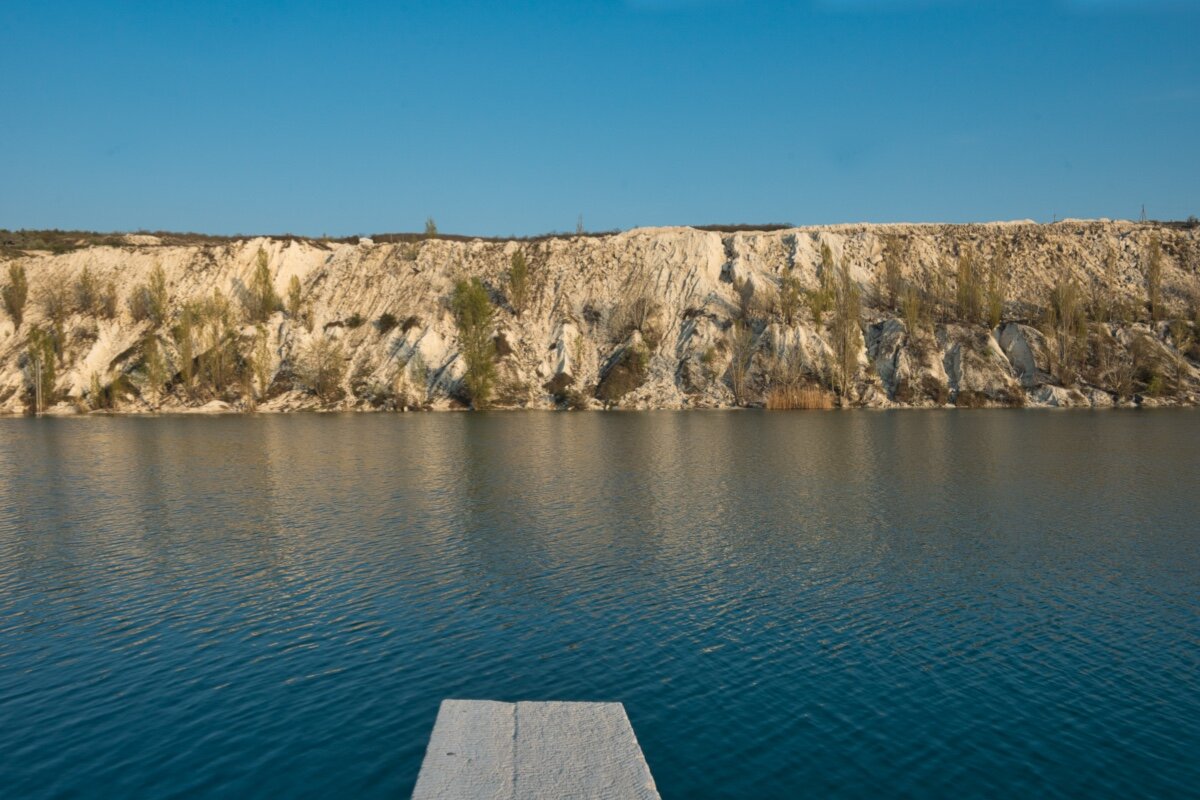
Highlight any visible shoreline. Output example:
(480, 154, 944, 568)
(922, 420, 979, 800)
(4, 402, 1197, 420)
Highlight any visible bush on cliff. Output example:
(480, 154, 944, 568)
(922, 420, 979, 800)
(24, 326, 57, 411)
(73, 266, 118, 318)
(2, 263, 28, 329)
(596, 343, 649, 408)
(377, 312, 399, 335)
(128, 264, 170, 325)
(246, 248, 280, 323)
(452, 278, 497, 409)
(831, 261, 862, 400)
(508, 250, 530, 316)
(296, 335, 346, 402)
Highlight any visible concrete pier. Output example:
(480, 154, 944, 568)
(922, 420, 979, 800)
(412, 700, 661, 799)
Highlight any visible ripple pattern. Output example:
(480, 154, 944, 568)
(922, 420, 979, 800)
(1, 411, 1198, 798)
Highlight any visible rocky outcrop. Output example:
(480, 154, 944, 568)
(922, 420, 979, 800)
(1, 219, 1198, 414)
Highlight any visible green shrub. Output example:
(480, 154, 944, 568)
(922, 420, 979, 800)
(805, 286, 832, 327)
(128, 286, 152, 322)
(377, 312, 398, 334)
(246, 247, 280, 322)
(43, 283, 70, 328)
(2, 263, 28, 328)
(286, 275, 303, 318)
(98, 280, 117, 318)
(252, 325, 272, 400)
(173, 302, 198, 393)
(508, 250, 530, 316)
(830, 261, 862, 399)
(596, 343, 649, 407)
(25, 326, 57, 411)
(296, 335, 346, 401)
(140, 335, 167, 402)
(451, 278, 497, 408)
(148, 264, 169, 323)
(88, 372, 128, 411)
(346, 313, 365, 329)
(74, 266, 99, 314)
(41, 284, 70, 359)
(197, 289, 239, 394)
(129, 264, 169, 325)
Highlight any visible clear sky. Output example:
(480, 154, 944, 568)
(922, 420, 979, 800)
(2, 0, 1197, 236)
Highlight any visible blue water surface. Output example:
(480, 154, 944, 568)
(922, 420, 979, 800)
(1, 411, 1197, 798)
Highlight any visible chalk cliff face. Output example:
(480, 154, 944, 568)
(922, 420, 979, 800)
(1, 220, 1198, 414)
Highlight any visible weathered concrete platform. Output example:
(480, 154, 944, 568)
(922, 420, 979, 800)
(412, 700, 661, 799)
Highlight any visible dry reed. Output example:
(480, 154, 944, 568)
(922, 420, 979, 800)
(765, 385, 834, 410)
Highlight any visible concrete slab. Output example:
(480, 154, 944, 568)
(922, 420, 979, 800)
(411, 699, 514, 799)
(412, 699, 660, 800)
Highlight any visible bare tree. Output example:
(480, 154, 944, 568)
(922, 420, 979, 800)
(985, 242, 1009, 328)
(727, 322, 755, 404)
(778, 272, 802, 325)
(1146, 234, 1164, 321)
(901, 282, 928, 337)
(956, 249, 982, 324)
(1044, 272, 1087, 384)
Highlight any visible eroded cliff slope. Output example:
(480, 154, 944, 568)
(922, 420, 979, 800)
(1, 220, 1198, 414)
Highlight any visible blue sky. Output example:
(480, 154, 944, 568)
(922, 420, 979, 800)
(1, 0, 1197, 236)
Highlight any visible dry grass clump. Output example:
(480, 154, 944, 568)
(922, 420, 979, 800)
(765, 384, 834, 410)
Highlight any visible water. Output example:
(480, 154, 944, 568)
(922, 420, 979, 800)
(1, 411, 1198, 799)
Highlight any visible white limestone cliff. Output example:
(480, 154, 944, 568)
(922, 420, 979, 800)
(1, 220, 1197, 414)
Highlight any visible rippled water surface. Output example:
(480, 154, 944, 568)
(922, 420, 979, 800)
(1, 411, 1198, 798)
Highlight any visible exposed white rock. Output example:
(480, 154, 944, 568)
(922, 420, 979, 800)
(1000, 323, 1053, 389)
(0, 220, 1197, 413)
(1030, 385, 1088, 408)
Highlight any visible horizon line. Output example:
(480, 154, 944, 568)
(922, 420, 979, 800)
(4, 216, 1199, 245)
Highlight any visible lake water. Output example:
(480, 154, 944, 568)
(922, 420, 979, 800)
(1, 411, 1198, 799)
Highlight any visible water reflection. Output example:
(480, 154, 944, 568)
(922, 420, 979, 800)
(0, 411, 1198, 799)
